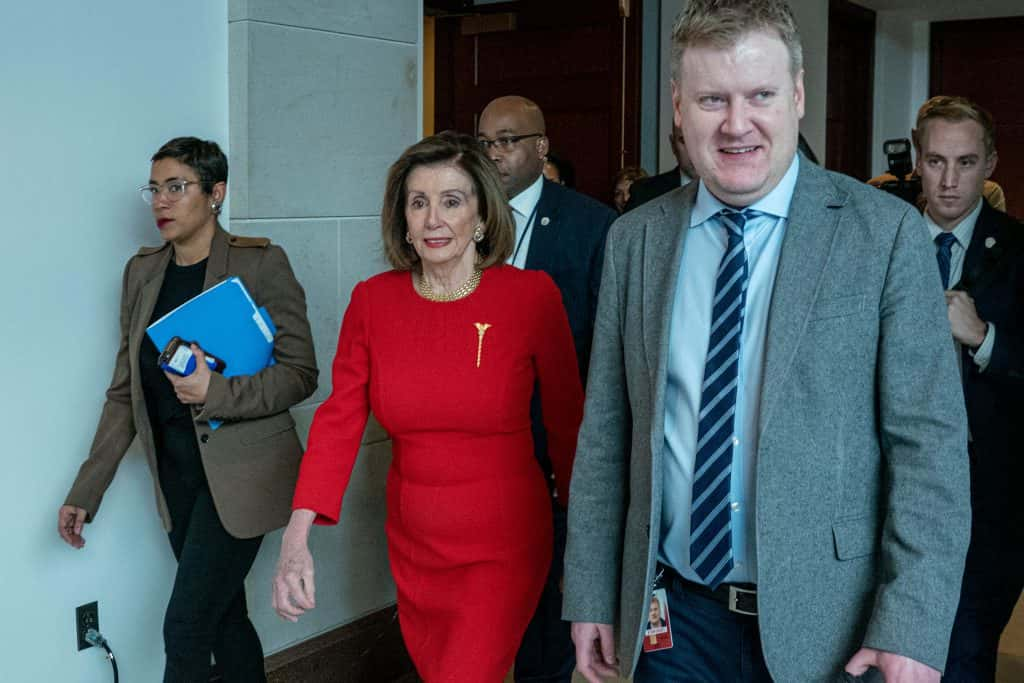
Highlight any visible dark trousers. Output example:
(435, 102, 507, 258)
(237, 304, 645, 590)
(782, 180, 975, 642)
(161, 466, 265, 683)
(634, 573, 773, 683)
(515, 501, 575, 682)
(944, 515, 1024, 681)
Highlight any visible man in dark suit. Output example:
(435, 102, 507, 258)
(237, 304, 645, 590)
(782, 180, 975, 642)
(913, 95, 1024, 682)
(623, 122, 697, 212)
(477, 95, 616, 683)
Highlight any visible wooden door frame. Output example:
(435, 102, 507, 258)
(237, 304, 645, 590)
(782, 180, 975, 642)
(427, 0, 644, 201)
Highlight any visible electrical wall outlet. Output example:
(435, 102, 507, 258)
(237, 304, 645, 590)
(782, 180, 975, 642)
(75, 601, 99, 651)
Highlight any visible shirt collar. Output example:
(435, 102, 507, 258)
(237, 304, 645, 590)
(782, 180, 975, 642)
(509, 173, 544, 219)
(691, 154, 801, 227)
(924, 198, 983, 247)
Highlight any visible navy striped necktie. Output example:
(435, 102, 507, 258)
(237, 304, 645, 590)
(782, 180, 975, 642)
(935, 232, 957, 289)
(689, 208, 754, 588)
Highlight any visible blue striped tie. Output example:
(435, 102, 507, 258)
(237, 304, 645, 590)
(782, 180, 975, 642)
(935, 232, 957, 289)
(689, 209, 753, 588)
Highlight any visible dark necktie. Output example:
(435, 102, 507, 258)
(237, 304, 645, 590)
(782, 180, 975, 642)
(935, 232, 957, 289)
(689, 209, 753, 588)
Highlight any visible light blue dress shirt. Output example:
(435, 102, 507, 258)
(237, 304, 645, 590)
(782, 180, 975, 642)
(658, 155, 800, 585)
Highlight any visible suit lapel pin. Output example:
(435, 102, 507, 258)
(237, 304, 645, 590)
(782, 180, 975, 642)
(540, 216, 550, 226)
(985, 237, 996, 249)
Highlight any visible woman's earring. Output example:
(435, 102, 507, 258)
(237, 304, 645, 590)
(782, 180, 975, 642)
(405, 231, 413, 244)
(211, 202, 221, 214)
(472, 224, 484, 243)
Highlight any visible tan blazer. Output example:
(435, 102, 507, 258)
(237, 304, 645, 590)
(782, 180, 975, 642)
(64, 226, 318, 538)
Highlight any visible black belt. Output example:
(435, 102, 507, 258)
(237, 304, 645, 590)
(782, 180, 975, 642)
(659, 564, 758, 617)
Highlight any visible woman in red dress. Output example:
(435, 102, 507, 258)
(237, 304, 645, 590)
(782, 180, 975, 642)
(272, 131, 584, 681)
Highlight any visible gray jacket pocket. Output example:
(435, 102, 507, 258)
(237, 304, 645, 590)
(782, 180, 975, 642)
(832, 516, 878, 560)
(809, 294, 867, 322)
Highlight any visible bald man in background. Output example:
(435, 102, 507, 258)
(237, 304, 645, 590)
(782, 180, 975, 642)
(477, 96, 616, 682)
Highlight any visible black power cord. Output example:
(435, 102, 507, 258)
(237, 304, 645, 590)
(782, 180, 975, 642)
(84, 628, 119, 683)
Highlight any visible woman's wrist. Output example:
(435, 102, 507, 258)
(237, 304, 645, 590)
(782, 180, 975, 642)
(285, 508, 317, 540)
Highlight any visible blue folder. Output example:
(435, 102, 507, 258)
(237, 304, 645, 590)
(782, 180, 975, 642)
(147, 276, 277, 429)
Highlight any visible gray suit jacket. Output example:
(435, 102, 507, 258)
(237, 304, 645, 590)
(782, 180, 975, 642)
(562, 159, 970, 680)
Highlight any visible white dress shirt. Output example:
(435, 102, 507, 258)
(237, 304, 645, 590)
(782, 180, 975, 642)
(924, 199, 995, 371)
(507, 174, 544, 269)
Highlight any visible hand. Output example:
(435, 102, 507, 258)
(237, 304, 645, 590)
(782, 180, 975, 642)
(272, 511, 317, 622)
(845, 647, 940, 682)
(945, 291, 987, 348)
(572, 622, 619, 683)
(58, 505, 88, 549)
(164, 345, 211, 404)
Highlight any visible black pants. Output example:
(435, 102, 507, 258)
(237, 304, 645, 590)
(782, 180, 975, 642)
(161, 466, 265, 683)
(634, 576, 773, 683)
(944, 445, 1024, 682)
(514, 501, 575, 683)
(944, 517, 1024, 681)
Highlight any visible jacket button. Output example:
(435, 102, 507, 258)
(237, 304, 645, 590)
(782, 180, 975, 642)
(200, 434, 209, 444)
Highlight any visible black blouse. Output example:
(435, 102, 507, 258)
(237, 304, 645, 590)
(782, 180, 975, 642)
(139, 258, 207, 488)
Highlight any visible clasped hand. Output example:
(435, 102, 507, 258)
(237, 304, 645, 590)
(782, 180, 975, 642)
(57, 505, 88, 548)
(846, 647, 940, 682)
(272, 514, 318, 622)
(945, 290, 987, 348)
(163, 344, 211, 404)
(572, 622, 619, 683)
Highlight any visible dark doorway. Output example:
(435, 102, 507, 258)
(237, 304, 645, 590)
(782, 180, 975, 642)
(825, 0, 876, 180)
(429, 0, 643, 205)
(931, 17, 1024, 216)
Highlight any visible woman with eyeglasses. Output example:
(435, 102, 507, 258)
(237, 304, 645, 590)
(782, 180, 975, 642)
(57, 137, 317, 682)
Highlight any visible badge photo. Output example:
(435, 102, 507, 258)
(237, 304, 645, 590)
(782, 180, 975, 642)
(642, 587, 674, 653)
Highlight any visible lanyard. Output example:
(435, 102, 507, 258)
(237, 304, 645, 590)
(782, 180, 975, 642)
(511, 202, 540, 266)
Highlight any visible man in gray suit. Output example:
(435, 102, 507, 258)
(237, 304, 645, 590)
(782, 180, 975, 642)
(563, 1, 970, 681)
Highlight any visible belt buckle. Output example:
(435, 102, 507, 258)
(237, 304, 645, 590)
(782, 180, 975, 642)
(727, 585, 757, 616)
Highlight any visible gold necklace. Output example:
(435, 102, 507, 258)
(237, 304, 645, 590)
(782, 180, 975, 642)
(416, 268, 483, 302)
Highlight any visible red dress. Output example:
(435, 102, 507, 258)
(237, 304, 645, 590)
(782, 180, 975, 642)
(293, 265, 583, 682)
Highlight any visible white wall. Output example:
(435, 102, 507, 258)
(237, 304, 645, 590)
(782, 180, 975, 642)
(790, 0, 829, 162)
(871, 14, 927, 175)
(0, 1, 422, 679)
(228, 0, 421, 655)
(0, 2, 228, 681)
(656, 0, 829, 173)
(871, 3, 1024, 176)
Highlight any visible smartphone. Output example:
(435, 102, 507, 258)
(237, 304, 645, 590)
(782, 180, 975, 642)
(158, 336, 227, 376)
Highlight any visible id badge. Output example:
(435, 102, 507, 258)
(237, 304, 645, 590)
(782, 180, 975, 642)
(642, 587, 674, 653)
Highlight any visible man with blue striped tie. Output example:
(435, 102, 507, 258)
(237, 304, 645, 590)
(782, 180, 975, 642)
(563, 1, 970, 682)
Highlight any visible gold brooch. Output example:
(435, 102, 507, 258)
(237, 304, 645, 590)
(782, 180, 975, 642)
(474, 323, 492, 368)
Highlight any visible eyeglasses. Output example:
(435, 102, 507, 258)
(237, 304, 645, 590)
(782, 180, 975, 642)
(476, 133, 544, 152)
(138, 179, 202, 205)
